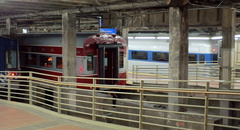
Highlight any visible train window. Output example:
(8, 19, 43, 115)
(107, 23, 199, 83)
(131, 51, 148, 60)
(199, 55, 205, 63)
(5, 50, 17, 69)
(40, 55, 52, 67)
(213, 54, 218, 63)
(119, 52, 124, 68)
(152, 52, 169, 62)
(26, 54, 37, 65)
(56, 57, 62, 69)
(87, 53, 93, 71)
(188, 54, 197, 64)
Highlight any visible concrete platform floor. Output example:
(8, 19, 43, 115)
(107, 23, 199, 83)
(0, 100, 136, 130)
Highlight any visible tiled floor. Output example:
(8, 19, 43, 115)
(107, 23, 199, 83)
(0, 100, 134, 130)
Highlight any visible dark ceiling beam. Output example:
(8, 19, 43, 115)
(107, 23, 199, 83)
(5, 0, 85, 7)
(167, 0, 188, 7)
(0, 1, 168, 19)
(0, 2, 69, 10)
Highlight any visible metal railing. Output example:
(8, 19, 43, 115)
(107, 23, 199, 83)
(1, 71, 240, 130)
(131, 63, 220, 80)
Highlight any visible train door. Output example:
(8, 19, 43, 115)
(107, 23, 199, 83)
(98, 44, 122, 84)
(5, 50, 17, 70)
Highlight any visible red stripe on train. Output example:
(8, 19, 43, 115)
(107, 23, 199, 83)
(19, 45, 84, 56)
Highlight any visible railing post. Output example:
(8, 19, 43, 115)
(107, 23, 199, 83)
(204, 82, 210, 130)
(29, 72, 33, 105)
(7, 72, 10, 101)
(132, 65, 135, 79)
(156, 65, 158, 84)
(139, 80, 144, 129)
(57, 76, 61, 114)
(92, 79, 96, 121)
(136, 65, 138, 82)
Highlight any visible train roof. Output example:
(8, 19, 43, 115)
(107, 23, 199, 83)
(0, 36, 16, 45)
(17, 32, 99, 36)
(83, 33, 127, 47)
(0, 36, 15, 41)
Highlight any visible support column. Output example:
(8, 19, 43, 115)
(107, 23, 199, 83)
(167, 3, 189, 128)
(6, 18, 17, 39)
(121, 28, 129, 79)
(168, 4, 189, 112)
(219, 8, 236, 128)
(62, 13, 77, 113)
(220, 8, 236, 87)
(62, 13, 77, 78)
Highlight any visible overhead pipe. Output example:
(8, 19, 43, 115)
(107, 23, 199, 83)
(0, 1, 168, 19)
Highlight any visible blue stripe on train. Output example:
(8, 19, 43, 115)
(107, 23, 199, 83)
(128, 50, 218, 63)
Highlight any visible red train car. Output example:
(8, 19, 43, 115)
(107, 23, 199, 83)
(18, 32, 127, 86)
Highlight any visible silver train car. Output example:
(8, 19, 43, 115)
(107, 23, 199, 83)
(127, 33, 220, 77)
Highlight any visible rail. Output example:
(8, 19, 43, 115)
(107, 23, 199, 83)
(0, 71, 240, 130)
(131, 62, 220, 79)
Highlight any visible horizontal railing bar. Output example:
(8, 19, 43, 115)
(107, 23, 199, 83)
(32, 100, 58, 109)
(208, 123, 240, 129)
(143, 100, 205, 109)
(209, 97, 240, 102)
(60, 92, 93, 98)
(10, 92, 29, 96)
(208, 106, 240, 111)
(142, 114, 204, 125)
(95, 96, 140, 103)
(31, 81, 58, 88)
(142, 107, 204, 117)
(142, 121, 193, 130)
(208, 114, 240, 120)
(60, 102, 92, 109)
(10, 96, 29, 101)
(60, 108, 92, 116)
(59, 103, 93, 110)
(32, 91, 57, 99)
(31, 95, 57, 103)
(95, 102, 139, 109)
(95, 108, 139, 117)
(95, 114, 139, 123)
(143, 95, 205, 100)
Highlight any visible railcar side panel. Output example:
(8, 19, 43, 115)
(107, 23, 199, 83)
(19, 33, 127, 87)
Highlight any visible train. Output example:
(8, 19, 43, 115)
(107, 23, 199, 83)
(127, 33, 219, 75)
(0, 37, 20, 86)
(18, 32, 127, 86)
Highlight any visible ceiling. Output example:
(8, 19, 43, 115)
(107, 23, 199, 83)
(0, 0, 239, 33)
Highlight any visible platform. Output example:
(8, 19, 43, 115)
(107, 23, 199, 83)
(0, 100, 135, 130)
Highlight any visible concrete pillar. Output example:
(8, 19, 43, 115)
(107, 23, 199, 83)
(121, 28, 129, 79)
(62, 13, 77, 113)
(62, 13, 77, 78)
(168, 4, 189, 112)
(167, 4, 189, 128)
(6, 18, 17, 39)
(219, 8, 236, 128)
(220, 8, 236, 86)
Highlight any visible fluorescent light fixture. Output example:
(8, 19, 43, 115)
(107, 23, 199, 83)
(22, 29, 28, 33)
(135, 37, 156, 39)
(129, 35, 240, 40)
(235, 35, 240, 38)
(211, 36, 222, 40)
(157, 37, 169, 40)
(189, 37, 210, 40)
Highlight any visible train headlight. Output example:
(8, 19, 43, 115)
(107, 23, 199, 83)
(212, 48, 216, 52)
(10, 72, 16, 76)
